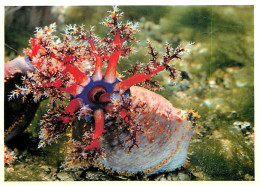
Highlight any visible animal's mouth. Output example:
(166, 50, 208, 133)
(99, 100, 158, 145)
(88, 85, 107, 103)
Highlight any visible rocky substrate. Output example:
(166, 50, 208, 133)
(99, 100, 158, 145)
(5, 147, 195, 181)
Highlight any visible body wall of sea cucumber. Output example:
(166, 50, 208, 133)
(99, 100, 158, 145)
(98, 86, 193, 175)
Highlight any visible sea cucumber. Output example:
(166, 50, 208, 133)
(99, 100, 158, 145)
(4, 6, 199, 176)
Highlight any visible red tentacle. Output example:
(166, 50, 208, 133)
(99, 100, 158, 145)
(104, 51, 120, 83)
(25, 38, 46, 58)
(83, 139, 100, 151)
(93, 109, 106, 139)
(63, 64, 90, 86)
(113, 74, 150, 92)
(60, 83, 83, 97)
(114, 60, 172, 92)
(114, 30, 121, 45)
(103, 29, 124, 83)
(83, 109, 106, 151)
(60, 98, 82, 124)
(64, 98, 82, 115)
(92, 56, 103, 81)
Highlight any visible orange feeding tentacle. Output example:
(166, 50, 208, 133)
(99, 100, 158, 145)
(83, 109, 106, 151)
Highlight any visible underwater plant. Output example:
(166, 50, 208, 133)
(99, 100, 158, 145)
(4, 6, 199, 176)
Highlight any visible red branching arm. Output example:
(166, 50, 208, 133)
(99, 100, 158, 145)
(103, 17, 129, 83)
(101, 7, 138, 83)
(76, 31, 105, 82)
(28, 39, 46, 58)
(41, 80, 63, 88)
(114, 42, 187, 91)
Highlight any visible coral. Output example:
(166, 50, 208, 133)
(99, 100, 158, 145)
(5, 6, 197, 175)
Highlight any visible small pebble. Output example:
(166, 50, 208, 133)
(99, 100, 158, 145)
(41, 165, 51, 173)
(178, 172, 190, 181)
(154, 174, 165, 181)
(5, 167, 14, 174)
(159, 177, 167, 181)
(166, 173, 173, 181)
(57, 172, 74, 181)
(171, 174, 179, 181)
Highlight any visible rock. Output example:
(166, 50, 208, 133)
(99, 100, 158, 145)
(166, 173, 178, 181)
(244, 174, 254, 181)
(39, 173, 51, 181)
(85, 171, 112, 181)
(233, 121, 251, 131)
(5, 167, 14, 174)
(154, 174, 165, 181)
(166, 173, 172, 181)
(57, 172, 74, 181)
(202, 98, 231, 113)
(14, 164, 25, 169)
(236, 80, 247, 88)
(41, 165, 51, 173)
(208, 79, 217, 88)
(178, 172, 190, 181)
(171, 174, 179, 181)
(159, 177, 167, 181)
(71, 170, 84, 181)
(114, 175, 129, 180)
